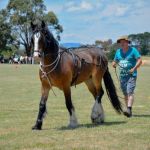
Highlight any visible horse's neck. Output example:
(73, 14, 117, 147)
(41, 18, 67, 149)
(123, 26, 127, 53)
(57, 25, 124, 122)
(42, 34, 59, 65)
(42, 47, 59, 66)
(42, 54, 58, 65)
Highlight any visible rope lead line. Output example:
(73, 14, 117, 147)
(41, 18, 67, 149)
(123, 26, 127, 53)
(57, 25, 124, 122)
(114, 66, 127, 100)
(39, 54, 61, 97)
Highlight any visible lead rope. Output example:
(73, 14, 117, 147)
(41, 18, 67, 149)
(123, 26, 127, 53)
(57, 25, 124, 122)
(115, 67, 120, 86)
(40, 65, 57, 96)
(39, 54, 61, 97)
(114, 67, 125, 100)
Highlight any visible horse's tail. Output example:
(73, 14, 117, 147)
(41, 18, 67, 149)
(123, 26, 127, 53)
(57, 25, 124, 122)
(103, 68, 123, 114)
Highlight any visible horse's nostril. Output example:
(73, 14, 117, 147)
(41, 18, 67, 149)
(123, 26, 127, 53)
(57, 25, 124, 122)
(38, 54, 41, 57)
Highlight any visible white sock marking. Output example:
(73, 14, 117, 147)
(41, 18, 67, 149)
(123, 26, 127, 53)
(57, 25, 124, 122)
(91, 100, 104, 124)
(69, 109, 78, 128)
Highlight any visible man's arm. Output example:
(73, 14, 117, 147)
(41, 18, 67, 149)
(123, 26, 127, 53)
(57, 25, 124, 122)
(129, 57, 142, 73)
(112, 49, 119, 68)
(112, 61, 117, 68)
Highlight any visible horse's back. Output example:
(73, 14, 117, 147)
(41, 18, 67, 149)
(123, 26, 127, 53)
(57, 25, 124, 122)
(59, 46, 108, 71)
(73, 46, 108, 68)
(56, 46, 108, 86)
(73, 46, 106, 58)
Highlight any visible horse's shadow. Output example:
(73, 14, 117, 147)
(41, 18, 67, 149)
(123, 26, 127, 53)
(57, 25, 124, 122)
(57, 121, 126, 131)
(133, 114, 150, 118)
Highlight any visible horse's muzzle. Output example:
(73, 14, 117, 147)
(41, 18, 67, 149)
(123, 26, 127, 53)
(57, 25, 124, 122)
(33, 52, 41, 63)
(33, 51, 41, 58)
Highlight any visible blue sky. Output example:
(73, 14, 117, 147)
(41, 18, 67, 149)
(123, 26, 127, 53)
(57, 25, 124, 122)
(0, 0, 150, 44)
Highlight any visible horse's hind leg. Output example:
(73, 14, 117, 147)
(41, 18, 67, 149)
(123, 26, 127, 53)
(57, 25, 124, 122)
(86, 74, 105, 124)
(32, 82, 50, 130)
(63, 87, 78, 128)
(85, 79, 97, 99)
(91, 87, 104, 124)
(85, 78, 104, 124)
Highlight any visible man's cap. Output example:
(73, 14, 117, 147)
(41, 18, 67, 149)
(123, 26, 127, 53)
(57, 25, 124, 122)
(117, 35, 131, 44)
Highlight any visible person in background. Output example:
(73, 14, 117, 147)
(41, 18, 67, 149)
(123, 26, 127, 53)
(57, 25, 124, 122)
(112, 36, 142, 117)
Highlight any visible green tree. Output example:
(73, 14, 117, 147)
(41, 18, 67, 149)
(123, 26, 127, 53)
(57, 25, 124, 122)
(7, 0, 63, 56)
(107, 43, 119, 60)
(0, 9, 17, 54)
(95, 39, 112, 51)
(129, 32, 150, 55)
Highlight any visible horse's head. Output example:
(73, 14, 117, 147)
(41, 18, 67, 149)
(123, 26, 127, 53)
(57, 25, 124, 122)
(31, 21, 59, 59)
(31, 21, 47, 58)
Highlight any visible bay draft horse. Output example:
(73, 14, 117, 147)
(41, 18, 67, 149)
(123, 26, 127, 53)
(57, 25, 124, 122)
(31, 21, 122, 130)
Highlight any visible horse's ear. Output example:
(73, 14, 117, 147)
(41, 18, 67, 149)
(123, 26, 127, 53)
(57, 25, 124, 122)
(41, 20, 46, 29)
(31, 22, 36, 30)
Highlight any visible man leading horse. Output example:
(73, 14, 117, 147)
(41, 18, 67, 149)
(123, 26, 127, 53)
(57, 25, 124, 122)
(112, 36, 142, 117)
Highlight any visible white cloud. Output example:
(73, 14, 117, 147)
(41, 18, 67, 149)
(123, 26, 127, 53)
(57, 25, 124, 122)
(101, 3, 129, 17)
(62, 33, 76, 38)
(44, 0, 150, 44)
(65, 1, 93, 12)
(133, 0, 147, 9)
(61, 32, 88, 43)
(81, 1, 93, 10)
(46, 4, 63, 14)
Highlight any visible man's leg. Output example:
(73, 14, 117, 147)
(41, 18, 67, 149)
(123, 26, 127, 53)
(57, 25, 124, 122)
(125, 94, 134, 117)
(120, 79, 128, 110)
(123, 95, 133, 117)
(124, 95, 128, 107)
(128, 94, 134, 107)
(124, 77, 136, 117)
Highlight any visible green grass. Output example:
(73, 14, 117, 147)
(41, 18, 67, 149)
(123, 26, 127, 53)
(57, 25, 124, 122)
(0, 64, 150, 150)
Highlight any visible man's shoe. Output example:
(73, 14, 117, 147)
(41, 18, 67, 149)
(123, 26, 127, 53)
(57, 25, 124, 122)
(123, 108, 132, 118)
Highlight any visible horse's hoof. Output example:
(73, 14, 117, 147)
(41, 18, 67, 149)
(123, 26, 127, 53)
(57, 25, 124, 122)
(32, 121, 42, 130)
(32, 125, 41, 130)
(91, 116, 104, 125)
(68, 121, 78, 128)
(68, 124, 78, 129)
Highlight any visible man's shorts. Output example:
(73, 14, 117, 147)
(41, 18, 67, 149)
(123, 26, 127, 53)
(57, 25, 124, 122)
(120, 76, 137, 96)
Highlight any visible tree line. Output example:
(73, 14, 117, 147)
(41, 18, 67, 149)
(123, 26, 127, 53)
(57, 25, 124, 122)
(0, 0, 63, 57)
(95, 32, 150, 60)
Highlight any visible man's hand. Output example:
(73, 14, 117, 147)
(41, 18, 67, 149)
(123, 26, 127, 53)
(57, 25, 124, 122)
(129, 68, 135, 74)
(129, 58, 142, 74)
(112, 61, 117, 68)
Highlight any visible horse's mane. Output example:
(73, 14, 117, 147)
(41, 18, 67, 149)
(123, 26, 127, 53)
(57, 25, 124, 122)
(43, 27, 59, 53)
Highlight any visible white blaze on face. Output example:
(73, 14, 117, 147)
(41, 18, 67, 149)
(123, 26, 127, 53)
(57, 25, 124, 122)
(33, 32, 41, 57)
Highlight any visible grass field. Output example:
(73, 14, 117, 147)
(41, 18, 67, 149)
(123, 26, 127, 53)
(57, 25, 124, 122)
(0, 63, 150, 150)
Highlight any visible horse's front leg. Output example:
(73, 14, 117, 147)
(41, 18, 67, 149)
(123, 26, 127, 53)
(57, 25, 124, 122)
(63, 87, 78, 128)
(32, 83, 50, 130)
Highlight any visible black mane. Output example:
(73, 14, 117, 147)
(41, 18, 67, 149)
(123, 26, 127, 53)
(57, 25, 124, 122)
(42, 27, 59, 54)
